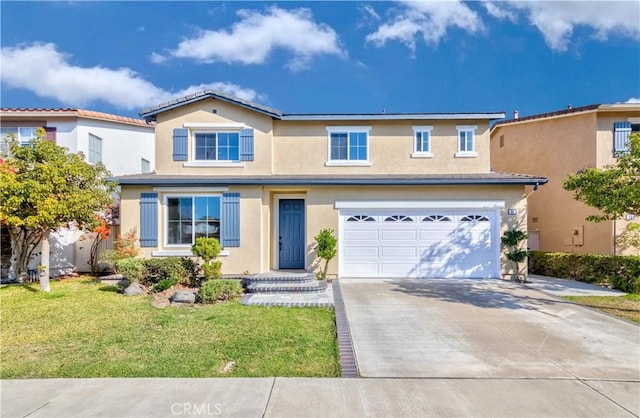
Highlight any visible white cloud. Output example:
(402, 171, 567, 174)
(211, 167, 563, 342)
(149, 51, 168, 64)
(501, 1, 640, 52)
(362, 4, 381, 21)
(166, 6, 345, 70)
(481, 2, 517, 23)
(0, 43, 263, 110)
(626, 97, 640, 104)
(366, 1, 483, 52)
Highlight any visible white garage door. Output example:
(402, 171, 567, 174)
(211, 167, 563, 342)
(340, 209, 499, 278)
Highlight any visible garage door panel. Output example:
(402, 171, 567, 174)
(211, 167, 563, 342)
(418, 229, 456, 241)
(343, 229, 379, 241)
(343, 246, 379, 258)
(381, 246, 418, 257)
(343, 263, 378, 276)
(380, 229, 417, 240)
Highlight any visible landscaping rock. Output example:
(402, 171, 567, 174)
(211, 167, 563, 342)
(221, 361, 236, 373)
(123, 282, 145, 296)
(170, 290, 197, 304)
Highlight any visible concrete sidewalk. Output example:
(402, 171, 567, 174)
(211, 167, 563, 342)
(526, 274, 628, 296)
(2, 377, 639, 417)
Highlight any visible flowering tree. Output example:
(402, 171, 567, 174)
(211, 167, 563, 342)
(0, 130, 114, 291)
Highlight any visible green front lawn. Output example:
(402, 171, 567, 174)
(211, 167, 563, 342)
(0, 278, 339, 378)
(562, 294, 640, 324)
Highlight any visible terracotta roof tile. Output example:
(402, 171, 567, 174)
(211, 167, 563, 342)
(0, 108, 153, 128)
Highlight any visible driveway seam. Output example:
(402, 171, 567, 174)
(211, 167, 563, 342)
(22, 401, 51, 418)
(579, 379, 639, 417)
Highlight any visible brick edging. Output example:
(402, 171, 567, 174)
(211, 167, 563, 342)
(332, 280, 359, 378)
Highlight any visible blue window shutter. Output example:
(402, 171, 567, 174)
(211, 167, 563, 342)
(172, 128, 188, 161)
(239, 128, 254, 161)
(140, 193, 158, 247)
(614, 122, 631, 153)
(221, 193, 240, 247)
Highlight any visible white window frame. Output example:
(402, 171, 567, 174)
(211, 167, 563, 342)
(411, 126, 433, 158)
(325, 126, 372, 167)
(163, 194, 222, 248)
(88, 133, 103, 164)
(141, 158, 150, 173)
(191, 130, 241, 162)
(455, 125, 478, 158)
(1, 127, 39, 147)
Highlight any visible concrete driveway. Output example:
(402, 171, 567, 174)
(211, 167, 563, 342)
(340, 278, 640, 412)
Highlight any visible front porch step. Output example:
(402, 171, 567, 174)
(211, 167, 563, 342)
(246, 280, 327, 294)
(243, 272, 315, 285)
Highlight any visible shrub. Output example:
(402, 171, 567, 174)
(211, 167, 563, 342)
(202, 261, 222, 281)
(115, 257, 145, 283)
(191, 237, 221, 263)
(153, 278, 178, 293)
(198, 279, 243, 303)
(501, 229, 530, 282)
(100, 229, 141, 272)
(314, 229, 337, 280)
(142, 257, 197, 287)
(529, 251, 640, 294)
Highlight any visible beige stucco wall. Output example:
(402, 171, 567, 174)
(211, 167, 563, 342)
(120, 184, 526, 277)
(490, 110, 640, 255)
(272, 120, 492, 174)
(154, 99, 275, 176)
(152, 98, 493, 176)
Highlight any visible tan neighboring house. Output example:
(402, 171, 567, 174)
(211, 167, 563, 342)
(117, 90, 547, 279)
(490, 104, 640, 255)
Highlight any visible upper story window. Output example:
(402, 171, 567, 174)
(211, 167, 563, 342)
(141, 158, 151, 173)
(412, 126, 433, 158)
(613, 122, 639, 154)
(1, 127, 39, 147)
(88, 133, 102, 164)
(194, 132, 240, 161)
(172, 125, 254, 167)
(325, 126, 371, 166)
(456, 125, 478, 158)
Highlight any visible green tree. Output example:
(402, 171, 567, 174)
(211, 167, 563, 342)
(0, 129, 115, 291)
(314, 229, 337, 281)
(501, 229, 530, 283)
(564, 132, 640, 222)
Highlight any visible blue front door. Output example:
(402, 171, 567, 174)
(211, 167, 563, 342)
(279, 199, 305, 269)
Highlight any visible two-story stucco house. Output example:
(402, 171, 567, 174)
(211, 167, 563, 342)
(490, 104, 640, 255)
(117, 90, 546, 279)
(0, 108, 156, 279)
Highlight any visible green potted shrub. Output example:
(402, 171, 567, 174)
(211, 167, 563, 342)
(501, 229, 530, 283)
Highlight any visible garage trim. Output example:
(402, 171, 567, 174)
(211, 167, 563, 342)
(335, 200, 505, 209)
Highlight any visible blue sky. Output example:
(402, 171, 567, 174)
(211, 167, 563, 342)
(1, 1, 639, 119)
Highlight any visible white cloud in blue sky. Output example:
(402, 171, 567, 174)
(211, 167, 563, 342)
(0, 43, 263, 109)
(157, 6, 345, 71)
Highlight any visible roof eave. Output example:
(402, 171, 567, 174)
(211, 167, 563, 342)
(115, 177, 547, 187)
(280, 113, 506, 121)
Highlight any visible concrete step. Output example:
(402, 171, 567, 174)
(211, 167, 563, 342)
(243, 272, 315, 285)
(246, 280, 328, 294)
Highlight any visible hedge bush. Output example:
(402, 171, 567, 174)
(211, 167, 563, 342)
(198, 279, 243, 303)
(529, 251, 640, 294)
(142, 257, 198, 287)
(114, 258, 145, 283)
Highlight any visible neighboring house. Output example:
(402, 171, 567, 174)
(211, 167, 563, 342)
(0, 108, 156, 278)
(117, 90, 546, 279)
(490, 104, 640, 255)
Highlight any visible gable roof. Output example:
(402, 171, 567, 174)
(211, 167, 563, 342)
(139, 90, 283, 120)
(138, 90, 505, 122)
(0, 108, 152, 128)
